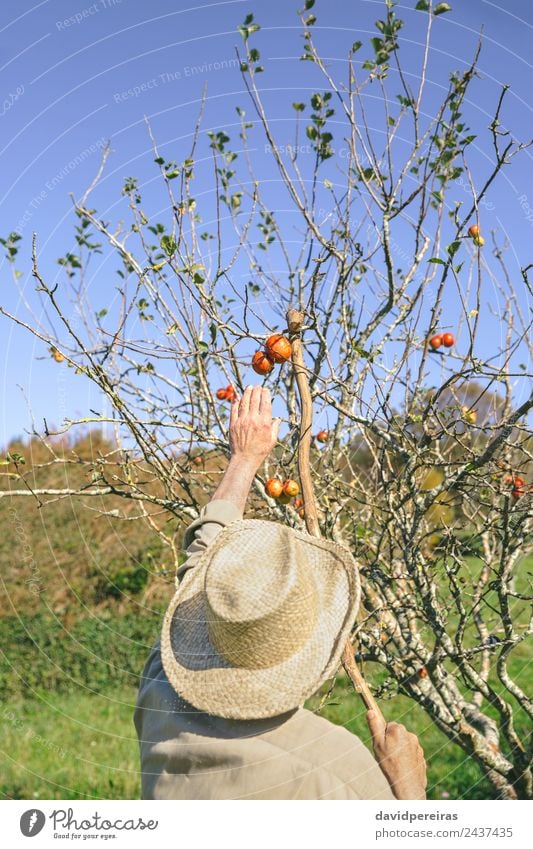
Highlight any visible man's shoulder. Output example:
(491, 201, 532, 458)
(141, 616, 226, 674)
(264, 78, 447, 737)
(250, 706, 393, 799)
(269, 704, 368, 755)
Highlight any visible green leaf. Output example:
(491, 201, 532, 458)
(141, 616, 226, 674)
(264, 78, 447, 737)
(244, 13, 254, 24)
(230, 192, 242, 210)
(292, 102, 306, 111)
(352, 345, 373, 359)
(97, 309, 108, 319)
(415, 1, 430, 10)
(306, 125, 318, 140)
(154, 156, 165, 165)
(160, 235, 177, 257)
(397, 94, 413, 108)
(429, 257, 446, 265)
(446, 240, 461, 258)
(433, 2, 452, 14)
(7, 451, 26, 465)
(361, 167, 376, 181)
(351, 40, 362, 52)
(304, 0, 315, 8)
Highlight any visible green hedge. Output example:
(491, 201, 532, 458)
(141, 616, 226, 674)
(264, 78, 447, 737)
(0, 609, 166, 697)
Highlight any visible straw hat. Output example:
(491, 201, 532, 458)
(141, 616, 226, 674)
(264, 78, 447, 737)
(161, 518, 361, 719)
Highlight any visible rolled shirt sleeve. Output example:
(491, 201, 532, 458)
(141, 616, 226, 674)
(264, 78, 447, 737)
(175, 498, 244, 583)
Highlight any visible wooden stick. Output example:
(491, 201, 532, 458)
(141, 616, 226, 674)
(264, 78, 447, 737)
(287, 307, 385, 722)
(287, 310, 321, 540)
(340, 639, 383, 716)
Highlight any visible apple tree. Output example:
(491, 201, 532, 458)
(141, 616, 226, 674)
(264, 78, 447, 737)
(1, 0, 531, 798)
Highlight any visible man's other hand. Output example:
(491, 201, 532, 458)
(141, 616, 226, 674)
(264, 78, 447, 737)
(367, 709, 427, 800)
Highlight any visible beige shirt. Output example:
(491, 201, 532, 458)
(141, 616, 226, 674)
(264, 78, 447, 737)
(134, 499, 395, 800)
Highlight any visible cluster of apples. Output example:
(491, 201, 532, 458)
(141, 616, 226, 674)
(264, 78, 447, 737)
(505, 474, 528, 500)
(214, 334, 292, 402)
(252, 334, 292, 375)
(468, 223, 484, 247)
(429, 332, 454, 350)
(265, 477, 303, 513)
(215, 384, 237, 402)
(294, 497, 305, 518)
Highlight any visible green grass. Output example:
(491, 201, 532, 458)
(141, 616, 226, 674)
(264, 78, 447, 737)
(1, 686, 140, 800)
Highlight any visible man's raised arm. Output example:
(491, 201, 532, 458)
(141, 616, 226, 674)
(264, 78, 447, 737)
(175, 386, 280, 582)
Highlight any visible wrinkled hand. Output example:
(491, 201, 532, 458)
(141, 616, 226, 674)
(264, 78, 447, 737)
(229, 386, 280, 467)
(367, 710, 427, 800)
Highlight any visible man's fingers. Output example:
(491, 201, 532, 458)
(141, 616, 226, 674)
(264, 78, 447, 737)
(249, 385, 263, 416)
(238, 385, 253, 416)
(259, 386, 272, 416)
(367, 709, 386, 745)
(271, 417, 281, 446)
(230, 394, 240, 428)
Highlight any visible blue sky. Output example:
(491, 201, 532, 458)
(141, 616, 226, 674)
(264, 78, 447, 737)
(0, 0, 531, 447)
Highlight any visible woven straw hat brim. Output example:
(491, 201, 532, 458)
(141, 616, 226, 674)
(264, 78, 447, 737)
(161, 519, 361, 719)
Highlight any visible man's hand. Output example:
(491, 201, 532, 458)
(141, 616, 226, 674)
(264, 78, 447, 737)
(367, 710, 427, 800)
(229, 386, 280, 468)
(209, 385, 280, 513)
